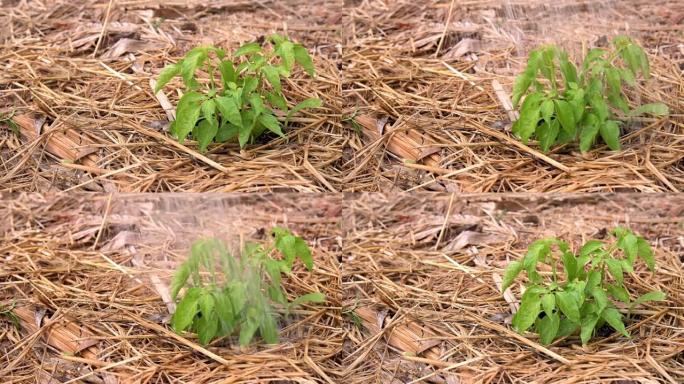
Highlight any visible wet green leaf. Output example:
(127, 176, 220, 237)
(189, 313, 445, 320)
(599, 120, 621, 151)
(501, 261, 523, 293)
(631, 103, 668, 117)
(601, 307, 629, 337)
(173, 91, 204, 144)
(555, 291, 580, 323)
(155, 63, 181, 93)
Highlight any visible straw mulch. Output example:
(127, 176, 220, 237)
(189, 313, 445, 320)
(1, 0, 682, 193)
(0, 193, 344, 383)
(340, 0, 683, 192)
(1, 0, 344, 192)
(342, 193, 684, 383)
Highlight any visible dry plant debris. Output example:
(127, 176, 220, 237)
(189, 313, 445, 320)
(343, 193, 684, 383)
(1, 193, 344, 383)
(0, 0, 680, 192)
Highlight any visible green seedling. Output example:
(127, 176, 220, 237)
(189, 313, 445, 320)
(0, 111, 20, 136)
(170, 228, 325, 346)
(155, 34, 321, 152)
(0, 303, 20, 330)
(501, 227, 666, 346)
(511, 36, 668, 153)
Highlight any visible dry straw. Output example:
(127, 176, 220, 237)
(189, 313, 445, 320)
(0, 0, 681, 193)
(343, 193, 684, 383)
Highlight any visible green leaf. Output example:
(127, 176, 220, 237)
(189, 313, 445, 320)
(579, 114, 599, 152)
(599, 120, 621, 151)
(630, 103, 668, 117)
(537, 312, 560, 345)
(293, 237, 313, 270)
(228, 282, 247, 315)
(286, 97, 322, 124)
(605, 67, 622, 97)
(193, 99, 219, 152)
(248, 94, 265, 117)
(620, 45, 641, 78)
(238, 122, 252, 148)
(582, 48, 606, 75)
(180, 48, 208, 89)
(536, 120, 559, 153)
(501, 260, 523, 292)
(559, 51, 578, 87)
(216, 122, 239, 142)
(293, 44, 315, 76)
(585, 269, 602, 293)
(258, 113, 284, 137)
(523, 239, 551, 269)
(540, 99, 554, 125)
(264, 258, 283, 285)
(555, 291, 580, 323)
(268, 33, 287, 45)
(541, 293, 556, 317)
(557, 317, 579, 337)
(607, 93, 630, 114)
(568, 88, 586, 122)
(170, 264, 190, 300)
(580, 240, 604, 257)
(262, 65, 282, 93)
(218, 60, 237, 86)
(259, 313, 279, 344)
(561, 251, 577, 282)
(267, 92, 288, 111)
(512, 50, 542, 107)
(636, 238, 655, 272)
(171, 287, 202, 332)
(213, 292, 235, 331)
(632, 291, 666, 308)
(539, 46, 557, 83)
(607, 284, 630, 304)
(512, 93, 543, 143)
(628, 44, 649, 78)
(291, 292, 326, 307)
(239, 319, 259, 346)
(155, 63, 181, 93)
(589, 94, 610, 122)
(196, 291, 217, 344)
(621, 233, 638, 263)
(234, 42, 261, 57)
(554, 99, 576, 137)
(620, 259, 634, 273)
(601, 307, 629, 337)
(605, 259, 623, 285)
(580, 313, 599, 345)
(193, 119, 218, 153)
(620, 68, 636, 87)
(218, 119, 241, 142)
(512, 290, 542, 333)
(591, 287, 609, 313)
(215, 96, 243, 127)
(197, 311, 218, 345)
(173, 91, 204, 144)
(276, 41, 295, 72)
(241, 76, 259, 102)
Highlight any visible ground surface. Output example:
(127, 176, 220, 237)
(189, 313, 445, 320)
(1, 193, 344, 382)
(1, 0, 682, 192)
(1, 0, 683, 383)
(343, 193, 684, 383)
(2, 193, 683, 383)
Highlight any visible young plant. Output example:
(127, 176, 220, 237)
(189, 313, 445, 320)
(511, 36, 668, 153)
(501, 228, 666, 346)
(170, 228, 325, 346)
(155, 35, 322, 152)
